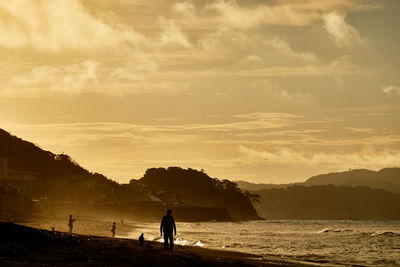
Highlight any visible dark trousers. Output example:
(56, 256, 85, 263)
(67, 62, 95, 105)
(163, 232, 173, 250)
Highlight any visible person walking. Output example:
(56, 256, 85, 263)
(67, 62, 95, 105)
(68, 215, 76, 234)
(160, 209, 176, 251)
(111, 222, 116, 238)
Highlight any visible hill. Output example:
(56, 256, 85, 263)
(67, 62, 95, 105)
(0, 128, 120, 204)
(0, 128, 260, 221)
(236, 168, 400, 193)
(303, 168, 400, 193)
(254, 184, 400, 220)
(0, 128, 91, 178)
(135, 167, 262, 220)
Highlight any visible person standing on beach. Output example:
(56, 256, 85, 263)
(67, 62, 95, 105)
(68, 215, 76, 234)
(111, 222, 116, 238)
(160, 209, 176, 251)
(139, 233, 144, 246)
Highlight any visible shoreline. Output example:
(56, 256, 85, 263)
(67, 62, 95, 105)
(0, 221, 305, 266)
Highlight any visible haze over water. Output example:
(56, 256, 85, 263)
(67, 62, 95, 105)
(128, 220, 400, 266)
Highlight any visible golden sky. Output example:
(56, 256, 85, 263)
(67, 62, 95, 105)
(1, 0, 399, 183)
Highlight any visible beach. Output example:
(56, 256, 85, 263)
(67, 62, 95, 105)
(0, 221, 298, 266)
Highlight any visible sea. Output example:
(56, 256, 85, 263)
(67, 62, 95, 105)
(127, 220, 400, 266)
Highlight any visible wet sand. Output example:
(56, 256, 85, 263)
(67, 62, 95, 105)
(22, 214, 138, 238)
(0, 221, 300, 266)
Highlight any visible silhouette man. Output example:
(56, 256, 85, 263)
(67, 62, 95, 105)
(139, 233, 144, 246)
(111, 222, 116, 238)
(160, 209, 176, 251)
(68, 215, 76, 234)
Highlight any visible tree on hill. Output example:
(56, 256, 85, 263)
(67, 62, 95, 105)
(136, 167, 261, 220)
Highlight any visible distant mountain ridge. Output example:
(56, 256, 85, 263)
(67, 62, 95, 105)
(303, 168, 400, 193)
(254, 184, 400, 220)
(237, 168, 400, 193)
(235, 180, 298, 191)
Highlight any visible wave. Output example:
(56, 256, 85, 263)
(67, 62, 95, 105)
(174, 238, 190, 246)
(370, 231, 400, 237)
(221, 242, 242, 249)
(193, 240, 205, 247)
(317, 228, 353, 234)
(152, 235, 205, 247)
(152, 237, 164, 242)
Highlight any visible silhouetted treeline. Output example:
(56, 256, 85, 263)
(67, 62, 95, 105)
(135, 167, 261, 220)
(255, 185, 400, 220)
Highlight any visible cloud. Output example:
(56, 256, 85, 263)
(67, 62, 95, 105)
(238, 145, 400, 170)
(233, 112, 302, 120)
(244, 55, 263, 63)
(265, 37, 318, 64)
(322, 12, 362, 47)
(280, 90, 316, 105)
(343, 127, 374, 134)
(6, 61, 100, 95)
(236, 54, 360, 77)
(0, 0, 145, 52)
(207, 0, 318, 28)
(198, 30, 318, 68)
(109, 57, 157, 82)
(206, 0, 375, 28)
(382, 86, 400, 97)
(159, 18, 191, 48)
(173, 2, 196, 19)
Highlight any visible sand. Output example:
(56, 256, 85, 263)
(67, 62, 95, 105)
(0, 221, 305, 266)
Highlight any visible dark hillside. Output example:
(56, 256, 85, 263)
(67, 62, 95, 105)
(0, 128, 120, 202)
(137, 167, 261, 220)
(0, 128, 88, 177)
(0, 128, 259, 221)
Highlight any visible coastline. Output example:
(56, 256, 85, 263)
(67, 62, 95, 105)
(0, 221, 301, 266)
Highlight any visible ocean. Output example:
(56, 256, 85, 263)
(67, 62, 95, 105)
(127, 220, 400, 266)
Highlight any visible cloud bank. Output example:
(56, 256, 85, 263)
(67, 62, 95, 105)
(0, 0, 144, 52)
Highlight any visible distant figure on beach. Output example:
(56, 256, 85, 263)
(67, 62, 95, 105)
(139, 233, 144, 246)
(111, 222, 116, 238)
(160, 209, 176, 251)
(68, 215, 76, 234)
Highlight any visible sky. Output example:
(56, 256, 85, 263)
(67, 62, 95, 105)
(0, 0, 399, 184)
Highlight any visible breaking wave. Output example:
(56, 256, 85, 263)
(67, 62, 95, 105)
(153, 237, 205, 247)
(370, 231, 400, 237)
(317, 228, 353, 234)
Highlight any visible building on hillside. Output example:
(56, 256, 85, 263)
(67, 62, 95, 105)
(0, 158, 7, 178)
(0, 158, 39, 181)
(134, 192, 162, 206)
